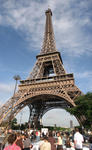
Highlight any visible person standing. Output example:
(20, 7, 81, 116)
(48, 131, 56, 150)
(23, 134, 32, 150)
(89, 135, 92, 150)
(65, 135, 71, 150)
(56, 132, 63, 150)
(15, 132, 23, 150)
(40, 136, 51, 150)
(4, 133, 21, 150)
(74, 128, 84, 150)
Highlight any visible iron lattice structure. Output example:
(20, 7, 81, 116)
(0, 9, 82, 128)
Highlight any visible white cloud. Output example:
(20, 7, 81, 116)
(0, 100, 3, 107)
(0, 83, 14, 93)
(0, 15, 2, 23)
(74, 71, 92, 78)
(42, 109, 79, 127)
(0, 0, 92, 56)
(16, 106, 29, 123)
(0, 83, 15, 106)
(74, 71, 92, 93)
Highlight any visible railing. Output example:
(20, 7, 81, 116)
(20, 74, 74, 85)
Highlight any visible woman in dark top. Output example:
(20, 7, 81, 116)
(89, 136, 92, 150)
(48, 131, 56, 150)
(16, 132, 23, 150)
(65, 135, 71, 149)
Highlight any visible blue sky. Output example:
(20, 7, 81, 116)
(0, 0, 92, 127)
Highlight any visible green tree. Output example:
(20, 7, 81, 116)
(11, 118, 17, 129)
(20, 122, 28, 130)
(66, 92, 92, 129)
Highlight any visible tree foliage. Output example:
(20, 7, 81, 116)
(66, 92, 92, 129)
(11, 118, 17, 129)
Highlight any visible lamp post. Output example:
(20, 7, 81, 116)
(9, 75, 21, 129)
(13, 75, 21, 96)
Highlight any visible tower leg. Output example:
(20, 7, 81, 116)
(28, 104, 42, 129)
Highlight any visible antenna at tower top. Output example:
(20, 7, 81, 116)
(48, 5, 50, 9)
(45, 7, 52, 15)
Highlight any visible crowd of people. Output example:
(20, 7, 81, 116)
(0, 128, 92, 150)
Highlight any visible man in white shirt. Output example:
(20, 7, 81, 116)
(40, 136, 51, 150)
(74, 128, 84, 150)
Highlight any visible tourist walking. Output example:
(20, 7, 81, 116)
(15, 132, 23, 150)
(48, 131, 56, 150)
(4, 133, 21, 150)
(35, 130, 41, 141)
(89, 135, 92, 150)
(40, 136, 51, 150)
(23, 134, 32, 150)
(65, 135, 71, 150)
(74, 128, 84, 150)
(56, 132, 63, 150)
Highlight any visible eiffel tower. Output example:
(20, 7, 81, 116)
(0, 9, 82, 128)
